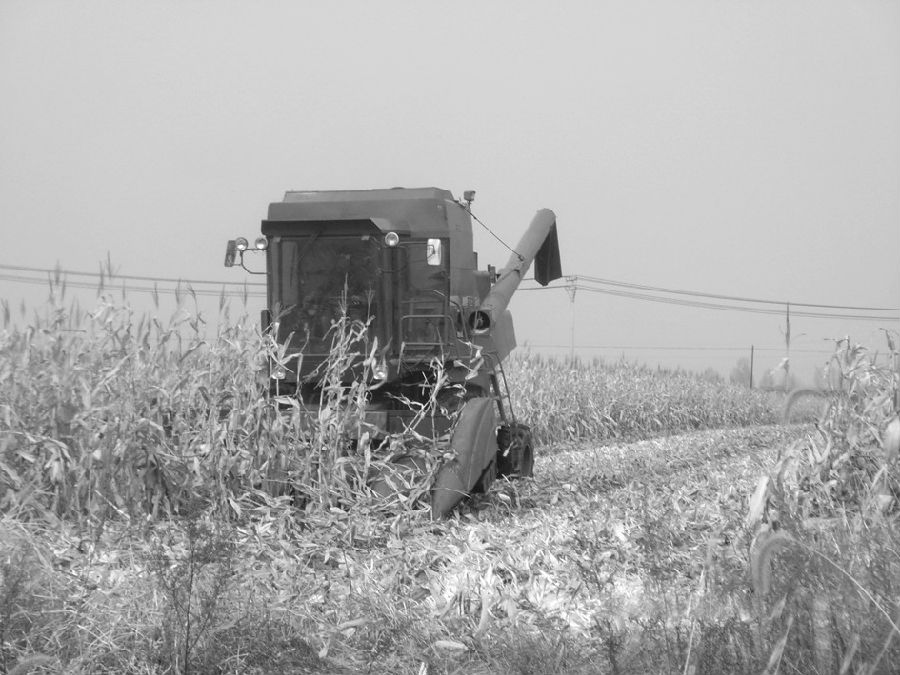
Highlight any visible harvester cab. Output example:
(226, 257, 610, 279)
(225, 187, 562, 517)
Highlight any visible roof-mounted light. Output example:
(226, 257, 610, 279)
(235, 237, 249, 251)
(384, 231, 400, 247)
(254, 236, 268, 250)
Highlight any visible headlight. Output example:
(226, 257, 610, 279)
(372, 360, 389, 380)
(384, 231, 400, 247)
(235, 237, 249, 251)
(254, 236, 268, 250)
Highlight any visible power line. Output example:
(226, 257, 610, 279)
(573, 284, 897, 321)
(519, 282, 899, 322)
(0, 263, 265, 287)
(573, 274, 897, 312)
(3, 261, 897, 322)
(0, 273, 265, 298)
(517, 273, 897, 313)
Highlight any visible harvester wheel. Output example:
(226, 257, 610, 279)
(497, 423, 534, 478)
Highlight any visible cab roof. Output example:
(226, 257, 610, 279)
(266, 187, 459, 234)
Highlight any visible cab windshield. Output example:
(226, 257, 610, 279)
(273, 235, 379, 352)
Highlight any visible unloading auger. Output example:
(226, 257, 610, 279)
(225, 187, 562, 517)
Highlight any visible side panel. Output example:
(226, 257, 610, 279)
(444, 199, 476, 300)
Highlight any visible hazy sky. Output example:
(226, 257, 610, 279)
(2, 1, 898, 380)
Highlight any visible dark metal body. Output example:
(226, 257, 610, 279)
(238, 187, 561, 515)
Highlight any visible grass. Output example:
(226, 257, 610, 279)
(1, 287, 897, 673)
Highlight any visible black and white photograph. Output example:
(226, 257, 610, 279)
(1, 2, 898, 673)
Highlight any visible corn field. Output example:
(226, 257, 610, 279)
(1, 290, 898, 674)
(1, 291, 786, 523)
(506, 352, 782, 446)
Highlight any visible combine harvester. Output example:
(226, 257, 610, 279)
(225, 188, 562, 517)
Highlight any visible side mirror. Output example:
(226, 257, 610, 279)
(224, 240, 237, 267)
(426, 238, 442, 266)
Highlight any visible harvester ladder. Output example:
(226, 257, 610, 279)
(485, 352, 516, 426)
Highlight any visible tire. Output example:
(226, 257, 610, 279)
(496, 423, 534, 478)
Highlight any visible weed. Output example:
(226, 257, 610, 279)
(148, 518, 237, 673)
(0, 538, 39, 672)
(748, 334, 900, 672)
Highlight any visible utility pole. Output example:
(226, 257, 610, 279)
(566, 276, 577, 363)
(784, 302, 791, 391)
(749, 345, 754, 389)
